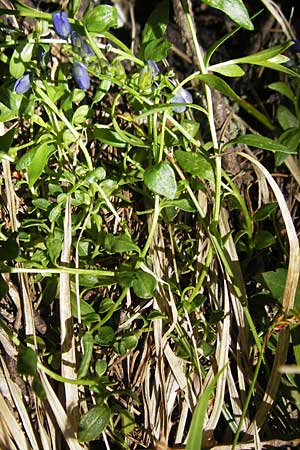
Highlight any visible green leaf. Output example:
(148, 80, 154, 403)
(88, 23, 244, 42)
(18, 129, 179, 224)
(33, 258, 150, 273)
(223, 134, 295, 154)
(175, 150, 214, 182)
(72, 105, 89, 125)
(144, 162, 177, 199)
(268, 82, 295, 102)
(210, 63, 245, 77)
(142, 0, 169, 44)
(186, 365, 227, 450)
(253, 230, 275, 250)
(32, 375, 46, 400)
(98, 298, 115, 314)
(78, 404, 111, 442)
(162, 198, 196, 213)
(0, 87, 23, 122)
(0, 234, 19, 261)
(252, 202, 277, 221)
(143, 37, 172, 62)
(27, 143, 55, 187)
(0, 126, 16, 154)
(72, 296, 96, 319)
(95, 360, 107, 378)
(132, 270, 157, 299)
(232, 43, 292, 64)
(114, 335, 138, 355)
(84, 5, 118, 33)
(95, 326, 115, 346)
(201, 0, 253, 30)
(261, 268, 300, 309)
(17, 347, 37, 376)
(77, 332, 94, 379)
(276, 128, 300, 166)
(79, 274, 115, 287)
(9, 42, 34, 78)
(93, 126, 126, 148)
(276, 105, 299, 130)
(104, 233, 140, 254)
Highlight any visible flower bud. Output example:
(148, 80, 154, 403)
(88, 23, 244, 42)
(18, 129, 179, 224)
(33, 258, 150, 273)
(72, 61, 90, 90)
(71, 31, 94, 57)
(14, 73, 31, 94)
(170, 88, 193, 113)
(52, 11, 72, 39)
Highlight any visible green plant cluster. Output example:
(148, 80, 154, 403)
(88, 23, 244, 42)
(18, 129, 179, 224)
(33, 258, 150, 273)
(1, 0, 300, 448)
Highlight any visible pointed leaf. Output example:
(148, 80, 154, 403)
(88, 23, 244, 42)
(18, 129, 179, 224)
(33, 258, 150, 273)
(223, 134, 296, 154)
(175, 150, 214, 181)
(78, 404, 111, 442)
(211, 63, 245, 77)
(104, 233, 140, 254)
(201, 0, 253, 30)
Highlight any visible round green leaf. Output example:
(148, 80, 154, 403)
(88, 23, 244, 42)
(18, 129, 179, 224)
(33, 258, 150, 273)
(95, 326, 115, 346)
(84, 5, 118, 33)
(78, 404, 111, 442)
(17, 347, 37, 376)
(132, 270, 157, 299)
(175, 150, 214, 182)
(144, 161, 177, 199)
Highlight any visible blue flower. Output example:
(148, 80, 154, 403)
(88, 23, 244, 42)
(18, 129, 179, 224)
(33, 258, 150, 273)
(72, 61, 90, 90)
(147, 60, 160, 77)
(14, 73, 31, 94)
(170, 87, 193, 113)
(71, 31, 94, 56)
(52, 11, 72, 39)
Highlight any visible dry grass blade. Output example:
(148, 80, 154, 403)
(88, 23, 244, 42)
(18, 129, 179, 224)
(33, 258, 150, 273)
(0, 386, 31, 449)
(259, 0, 295, 40)
(203, 278, 230, 443)
(39, 370, 86, 450)
(238, 151, 300, 433)
(0, 355, 40, 450)
(60, 196, 79, 427)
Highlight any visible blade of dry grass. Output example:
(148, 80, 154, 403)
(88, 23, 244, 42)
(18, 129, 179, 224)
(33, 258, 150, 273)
(60, 196, 79, 427)
(238, 151, 300, 434)
(39, 370, 86, 450)
(0, 355, 40, 450)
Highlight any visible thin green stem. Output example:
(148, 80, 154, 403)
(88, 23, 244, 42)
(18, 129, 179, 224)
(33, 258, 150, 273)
(38, 362, 98, 386)
(1, 265, 116, 277)
(232, 346, 264, 449)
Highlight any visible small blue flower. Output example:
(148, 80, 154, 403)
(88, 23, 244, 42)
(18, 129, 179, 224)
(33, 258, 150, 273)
(14, 73, 31, 94)
(72, 61, 90, 90)
(52, 11, 72, 39)
(170, 87, 193, 113)
(71, 31, 94, 56)
(71, 31, 83, 51)
(147, 60, 160, 77)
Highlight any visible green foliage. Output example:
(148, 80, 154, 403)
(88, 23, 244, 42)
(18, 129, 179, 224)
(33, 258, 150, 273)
(83, 5, 118, 33)
(1, 1, 300, 448)
(200, 0, 253, 30)
(78, 404, 111, 442)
